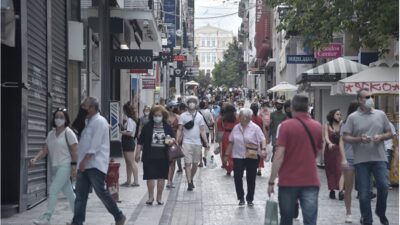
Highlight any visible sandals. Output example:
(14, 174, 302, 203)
(166, 183, 175, 189)
(120, 182, 130, 187)
(145, 198, 154, 205)
(131, 183, 140, 187)
(157, 201, 164, 205)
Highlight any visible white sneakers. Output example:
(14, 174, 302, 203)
(345, 214, 353, 223)
(33, 218, 50, 225)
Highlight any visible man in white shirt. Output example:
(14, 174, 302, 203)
(69, 97, 126, 225)
(177, 96, 209, 191)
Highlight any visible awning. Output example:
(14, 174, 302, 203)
(185, 80, 199, 86)
(297, 57, 368, 83)
(333, 59, 399, 95)
(268, 81, 298, 92)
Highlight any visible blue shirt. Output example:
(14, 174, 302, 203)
(78, 113, 110, 174)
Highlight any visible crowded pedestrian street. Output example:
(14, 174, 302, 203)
(2, 153, 399, 225)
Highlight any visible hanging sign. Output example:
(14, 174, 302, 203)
(287, 55, 316, 64)
(142, 79, 156, 89)
(315, 43, 342, 59)
(112, 50, 153, 69)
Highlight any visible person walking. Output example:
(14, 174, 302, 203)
(166, 103, 180, 188)
(339, 101, 360, 223)
(324, 109, 344, 200)
(30, 108, 78, 225)
(176, 96, 209, 191)
(199, 100, 214, 167)
(268, 94, 323, 225)
(120, 102, 139, 187)
(342, 88, 394, 225)
(224, 108, 266, 206)
(68, 97, 126, 225)
(138, 106, 151, 137)
(217, 104, 239, 175)
(267, 99, 287, 161)
(250, 103, 266, 176)
(135, 105, 175, 205)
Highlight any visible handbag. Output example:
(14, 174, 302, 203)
(264, 199, 279, 225)
(241, 127, 259, 159)
(168, 141, 185, 161)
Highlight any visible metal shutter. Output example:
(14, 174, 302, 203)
(51, 0, 67, 110)
(26, 0, 48, 208)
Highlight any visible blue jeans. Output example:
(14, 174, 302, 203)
(72, 168, 124, 225)
(41, 164, 75, 221)
(355, 161, 388, 224)
(278, 186, 319, 225)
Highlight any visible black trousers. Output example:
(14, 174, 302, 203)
(233, 158, 259, 202)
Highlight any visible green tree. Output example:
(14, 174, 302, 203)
(267, 0, 399, 54)
(193, 70, 212, 89)
(212, 37, 246, 87)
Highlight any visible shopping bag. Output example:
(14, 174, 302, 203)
(206, 154, 217, 169)
(264, 199, 279, 225)
(389, 137, 399, 185)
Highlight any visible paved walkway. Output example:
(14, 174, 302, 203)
(2, 146, 399, 225)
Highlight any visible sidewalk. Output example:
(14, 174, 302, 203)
(2, 147, 399, 225)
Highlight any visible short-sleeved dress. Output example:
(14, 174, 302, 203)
(324, 126, 342, 190)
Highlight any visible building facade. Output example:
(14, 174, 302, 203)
(194, 25, 234, 76)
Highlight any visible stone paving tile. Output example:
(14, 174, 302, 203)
(2, 152, 399, 225)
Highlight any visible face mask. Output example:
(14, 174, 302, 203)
(188, 103, 196, 109)
(144, 111, 150, 116)
(54, 118, 65, 127)
(276, 105, 283, 110)
(365, 98, 374, 109)
(153, 116, 162, 123)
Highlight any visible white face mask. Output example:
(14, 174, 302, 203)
(365, 98, 374, 109)
(54, 118, 65, 127)
(144, 111, 150, 116)
(188, 102, 196, 109)
(153, 116, 162, 123)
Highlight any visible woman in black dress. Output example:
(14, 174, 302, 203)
(135, 105, 175, 205)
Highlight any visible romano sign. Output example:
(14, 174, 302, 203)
(112, 50, 153, 69)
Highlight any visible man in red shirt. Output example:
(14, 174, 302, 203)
(267, 94, 323, 225)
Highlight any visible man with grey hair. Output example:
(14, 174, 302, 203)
(268, 94, 323, 225)
(68, 97, 126, 225)
(343, 88, 393, 225)
(177, 96, 209, 191)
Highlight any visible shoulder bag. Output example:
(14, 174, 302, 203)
(294, 118, 317, 156)
(168, 140, 185, 161)
(241, 127, 259, 159)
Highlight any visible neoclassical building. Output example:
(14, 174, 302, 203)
(195, 25, 234, 76)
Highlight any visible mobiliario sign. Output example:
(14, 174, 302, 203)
(287, 55, 316, 64)
(315, 43, 342, 59)
(112, 50, 153, 69)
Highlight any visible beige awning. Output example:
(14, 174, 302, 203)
(268, 81, 298, 92)
(185, 80, 199, 86)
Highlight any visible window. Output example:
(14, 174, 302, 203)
(201, 38, 205, 47)
(211, 39, 216, 47)
(211, 53, 216, 64)
(206, 53, 210, 63)
(201, 53, 205, 63)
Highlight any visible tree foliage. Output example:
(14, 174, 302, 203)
(193, 70, 212, 89)
(267, 0, 399, 54)
(212, 37, 246, 87)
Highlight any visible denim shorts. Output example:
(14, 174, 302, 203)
(343, 158, 354, 170)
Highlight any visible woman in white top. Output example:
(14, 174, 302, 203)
(30, 108, 78, 225)
(120, 102, 139, 187)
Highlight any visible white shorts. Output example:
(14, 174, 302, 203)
(182, 143, 202, 164)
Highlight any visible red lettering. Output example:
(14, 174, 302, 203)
(392, 83, 399, 91)
(345, 84, 354, 93)
(382, 83, 392, 91)
(370, 82, 382, 91)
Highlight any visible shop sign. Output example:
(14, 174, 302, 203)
(112, 50, 153, 69)
(164, 0, 176, 48)
(287, 55, 316, 64)
(315, 43, 342, 59)
(344, 82, 399, 95)
(174, 55, 187, 61)
(142, 79, 156, 89)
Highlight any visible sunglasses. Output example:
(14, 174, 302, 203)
(364, 95, 374, 99)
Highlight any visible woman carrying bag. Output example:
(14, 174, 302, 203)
(30, 108, 78, 225)
(135, 105, 175, 205)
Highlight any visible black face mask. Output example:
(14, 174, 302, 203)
(276, 106, 283, 110)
